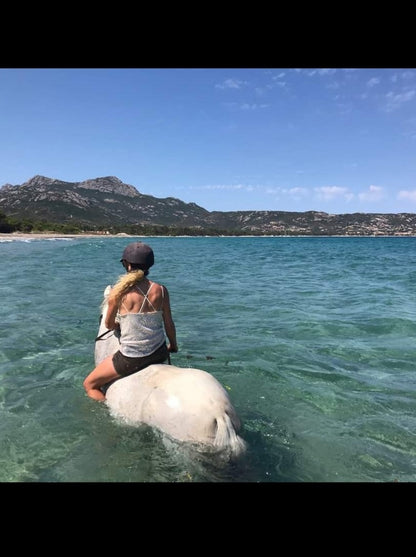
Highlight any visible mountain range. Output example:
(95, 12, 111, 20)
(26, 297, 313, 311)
(1, 175, 416, 236)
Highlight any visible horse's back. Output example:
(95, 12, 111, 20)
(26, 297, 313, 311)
(105, 364, 244, 450)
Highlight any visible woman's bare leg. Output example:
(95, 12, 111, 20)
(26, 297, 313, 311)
(83, 354, 121, 401)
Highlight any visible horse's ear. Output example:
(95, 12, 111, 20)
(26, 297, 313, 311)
(104, 284, 112, 298)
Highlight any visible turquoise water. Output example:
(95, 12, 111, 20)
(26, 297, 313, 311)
(1, 235, 416, 482)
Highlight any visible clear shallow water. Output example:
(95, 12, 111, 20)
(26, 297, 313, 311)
(1, 235, 416, 482)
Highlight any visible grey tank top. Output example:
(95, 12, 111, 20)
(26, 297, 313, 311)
(116, 283, 165, 358)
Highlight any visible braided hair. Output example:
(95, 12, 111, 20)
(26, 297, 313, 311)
(108, 268, 146, 307)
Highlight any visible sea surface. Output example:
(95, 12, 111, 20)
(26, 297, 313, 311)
(1, 235, 415, 483)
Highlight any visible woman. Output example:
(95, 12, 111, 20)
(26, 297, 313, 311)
(83, 241, 178, 401)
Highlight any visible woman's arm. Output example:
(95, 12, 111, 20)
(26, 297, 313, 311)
(161, 286, 178, 353)
(105, 293, 119, 330)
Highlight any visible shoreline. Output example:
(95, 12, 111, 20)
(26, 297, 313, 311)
(1, 232, 416, 241)
(0, 232, 134, 240)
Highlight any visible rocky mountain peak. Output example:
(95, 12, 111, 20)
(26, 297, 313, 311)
(11, 175, 141, 199)
(78, 176, 140, 198)
(22, 175, 58, 188)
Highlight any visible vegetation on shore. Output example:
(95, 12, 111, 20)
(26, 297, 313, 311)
(3, 210, 416, 237)
(0, 210, 246, 237)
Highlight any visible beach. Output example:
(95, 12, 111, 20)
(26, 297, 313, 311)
(0, 232, 133, 241)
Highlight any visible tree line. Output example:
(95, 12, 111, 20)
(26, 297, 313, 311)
(0, 210, 251, 236)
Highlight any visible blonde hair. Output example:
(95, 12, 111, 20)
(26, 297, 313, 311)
(108, 269, 145, 306)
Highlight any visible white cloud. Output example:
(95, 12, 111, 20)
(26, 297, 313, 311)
(384, 89, 416, 112)
(317, 69, 337, 76)
(304, 69, 337, 77)
(286, 187, 308, 196)
(240, 103, 269, 110)
(265, 186, 308, 196)
(285, 187, 308, 201)
(367, 77, 380, 88)
(314, 186, 353, 202)
(192, 184, 254, 192)
(358, 185, 384, 202)
(392, 71, 416, 82)
(398, 189, 416, 202)
(215, 79, 247, 90)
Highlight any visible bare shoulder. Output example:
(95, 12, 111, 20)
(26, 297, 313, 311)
(150, 280, 168, 293)
(160, 283, 170, 295)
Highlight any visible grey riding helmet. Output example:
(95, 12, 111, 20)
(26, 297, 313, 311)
(120, 242, 154, 269)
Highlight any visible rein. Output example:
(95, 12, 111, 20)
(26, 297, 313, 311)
(95, 329, 114, 342)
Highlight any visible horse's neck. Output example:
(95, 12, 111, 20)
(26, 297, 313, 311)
(94, 295, 120, 365)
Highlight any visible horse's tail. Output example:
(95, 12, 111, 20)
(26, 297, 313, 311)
(213, 412, 247, 459)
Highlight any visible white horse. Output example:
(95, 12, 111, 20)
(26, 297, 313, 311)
(94, 286, 247, 459)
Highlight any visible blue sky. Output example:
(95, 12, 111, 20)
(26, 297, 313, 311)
(1, 67, 415, 214)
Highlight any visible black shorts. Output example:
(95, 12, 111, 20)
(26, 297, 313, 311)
(112, 343, 169, 377)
